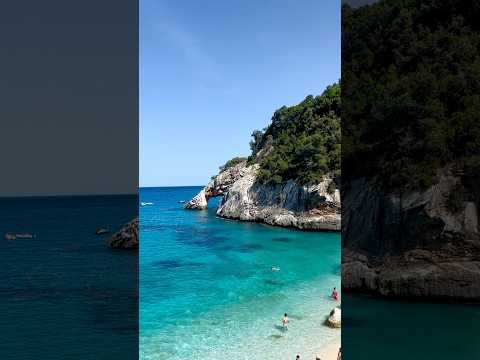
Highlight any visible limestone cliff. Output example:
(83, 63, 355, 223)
(184, 162, 249, 210)
(185, 161, 340, 231)
(342, 166, 480, 300)
(187, 86, 341, 230)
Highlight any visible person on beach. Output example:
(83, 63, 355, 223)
(337, 347, 342, 360)
(295, 355, 300, 360)
(283, 313, 289, 330)
(331, 287, 338, 301)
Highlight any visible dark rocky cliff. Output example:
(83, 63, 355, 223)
(342, 167, 480, 300)
(341, 0, 480, 300)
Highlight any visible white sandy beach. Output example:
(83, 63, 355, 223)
(314, 338, 341, 360)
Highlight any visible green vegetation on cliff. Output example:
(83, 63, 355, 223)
(248, 83, 341, 185)
(218, 157, 247, 172)
(342, 0, 480, 191)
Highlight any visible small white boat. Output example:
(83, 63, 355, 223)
(15, 233, 34, 239)
(5, 232, 35, 240)
(141, 202, 154, 206)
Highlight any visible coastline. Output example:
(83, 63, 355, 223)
(141, 272, 342, 360)
(315, 338, 341, 360)
(185, 162, 341, 233)
(140, 187, 341, 360)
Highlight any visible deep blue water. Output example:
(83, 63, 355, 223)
(343, 294, 480, 360)
(140, 186, 341, 360)
(0, 195, 138, 359)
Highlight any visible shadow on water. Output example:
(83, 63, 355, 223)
(273, 325, 287, 333)
(236, 243, 264, 253)
(151, 260, 183, 269)
(173, 224, 230, 248)
(140, 224, 168, 232)
(216, 245, 235, 251)
(264, 279, 285, 286)
(271, 237, 292, 243)
(288, 314, 304, 320)
(151, 259, 205, 269)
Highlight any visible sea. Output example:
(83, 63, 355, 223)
(3, 189, 474, 359)
(343, 294, 480, 359)
(140, 186, 341, 360)
(0, 195, 138, 359)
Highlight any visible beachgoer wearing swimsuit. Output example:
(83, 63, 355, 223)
(283, 313, 289, 330)
(331, 287, 338, 301)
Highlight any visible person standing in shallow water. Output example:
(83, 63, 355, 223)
(331, 287, 338, 301)
(283, 313, 289, 330)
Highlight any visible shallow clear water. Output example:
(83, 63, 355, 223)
(140, 187, 341, 360)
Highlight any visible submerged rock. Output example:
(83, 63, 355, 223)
(106, 218, 138, 249)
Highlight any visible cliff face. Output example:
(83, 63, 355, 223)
(184, 163, 249, 210)
(186, 161, 340, 231)
(185, 84, 341, 231)
(342, 167, 480, 300)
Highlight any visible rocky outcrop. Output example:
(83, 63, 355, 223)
(325, 307, 341, 328)
(186, 162, 340, 231)
(185, 162, 250, 209)
(184, 189, 208, 210)
(343, 246, 480, 300)
(106, 218, 138, 249)
(342, 166, 480, 300)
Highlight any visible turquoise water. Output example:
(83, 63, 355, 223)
(140, 187, 341, 360)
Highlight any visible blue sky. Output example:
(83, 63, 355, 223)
(140, 0, 340, 187)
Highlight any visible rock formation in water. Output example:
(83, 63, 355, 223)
(186, 84, 341, 231)
(185, 161, 340, 231)
(185, 162, 249, 210)
(342, 166, 480, 300)
(325, 307, 341, 328)
(106, 218, 138, 249)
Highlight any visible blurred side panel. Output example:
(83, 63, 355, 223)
(0, 0, 138, 359)
(342, 0, 480, 359)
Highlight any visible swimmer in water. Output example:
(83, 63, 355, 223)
(283, 313, 289, 330)
(271, 266, 280, 272)
(331, 287, 339, 301)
